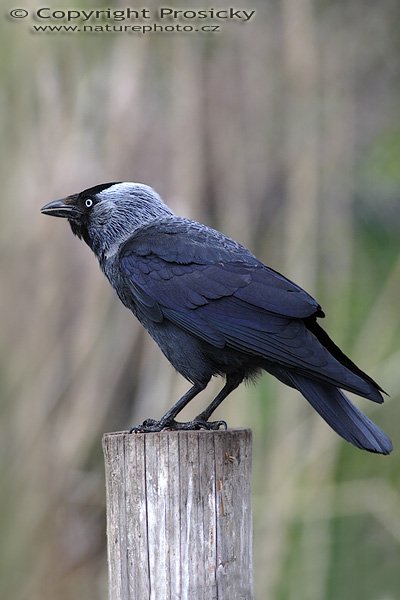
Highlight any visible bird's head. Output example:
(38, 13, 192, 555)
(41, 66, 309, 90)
(41, 182, 174, 257)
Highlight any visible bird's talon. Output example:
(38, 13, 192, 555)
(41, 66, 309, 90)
(142, 419, 156, 427)
(129, 418, 228, 433)
(194, 419, 227, 431)
(129, 418, 167, 433)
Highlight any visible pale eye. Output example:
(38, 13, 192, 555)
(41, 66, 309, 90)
(85, 198, 93, 208)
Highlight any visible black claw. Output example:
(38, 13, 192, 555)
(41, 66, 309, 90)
(188, 419, 227, 430)
(129, 418, 228, 433)
(129, 418, 165, 433)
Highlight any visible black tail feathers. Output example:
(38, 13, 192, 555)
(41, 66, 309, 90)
(286, 372, 392, 454)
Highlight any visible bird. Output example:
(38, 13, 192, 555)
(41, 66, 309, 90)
(41, 182, 392, 454)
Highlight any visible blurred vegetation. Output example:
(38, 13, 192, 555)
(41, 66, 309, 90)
(1, 0, 400, 598)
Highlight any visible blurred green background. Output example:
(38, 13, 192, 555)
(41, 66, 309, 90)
(1, 0, 400, 598)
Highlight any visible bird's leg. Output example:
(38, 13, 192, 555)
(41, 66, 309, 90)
(130, 373, 244, 433)
(191, 372, 244, 429)
(130, 381, 208, 433)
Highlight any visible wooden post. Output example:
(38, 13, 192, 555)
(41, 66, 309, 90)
(102, 429, 253, 600)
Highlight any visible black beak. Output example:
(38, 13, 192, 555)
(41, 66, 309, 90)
(40, 198, 82, 219)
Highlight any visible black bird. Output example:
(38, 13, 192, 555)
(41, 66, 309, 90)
(41, 182, 392, 454)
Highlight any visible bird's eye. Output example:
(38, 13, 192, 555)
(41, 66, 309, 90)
(85, 198, 93, 208)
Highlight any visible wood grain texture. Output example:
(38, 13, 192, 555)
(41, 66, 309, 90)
(103, 429, 253, 600)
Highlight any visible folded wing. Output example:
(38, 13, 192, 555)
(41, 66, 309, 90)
(119, 220, 383, 404)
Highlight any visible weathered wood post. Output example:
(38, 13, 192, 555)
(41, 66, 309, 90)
(102, 429, 253, 600)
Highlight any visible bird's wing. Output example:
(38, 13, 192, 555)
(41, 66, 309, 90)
(118, 221, 380, 401)
(119, 219, 322, 320)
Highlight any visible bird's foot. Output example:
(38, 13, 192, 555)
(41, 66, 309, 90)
(130, 418, 227, 433)
(129, 418, 166, 433)
(171, 419, 227, 431)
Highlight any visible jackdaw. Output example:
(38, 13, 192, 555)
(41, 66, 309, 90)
(41, 182, 392, 454)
